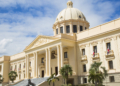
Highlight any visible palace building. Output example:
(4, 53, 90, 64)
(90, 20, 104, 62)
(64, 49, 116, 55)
(0, 1, 120, 86)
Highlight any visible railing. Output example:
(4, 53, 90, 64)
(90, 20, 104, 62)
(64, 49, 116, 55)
(39, 63, 45, 68)
(91, 53, 100, 60)
(64, 58, 69, 64)
(105, 50, 114, 59)
(81, 55, 87, 62)
(105, 50, 114, 56)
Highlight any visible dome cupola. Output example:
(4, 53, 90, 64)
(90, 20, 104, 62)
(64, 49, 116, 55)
(53, 1, 90, 36)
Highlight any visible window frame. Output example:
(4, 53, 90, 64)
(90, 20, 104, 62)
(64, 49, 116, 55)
(66, 25, 70, 33)
(73, 25, 77, 33)
(83, 78, 87, 83)
(41, 58, 44, 63)
(56, 29, 58, 34)
(106, 42, 111, 50)
(60, 27, 63, 33)
(109, 76, 115, 82)
(93, 46, 97, 53)
(80, 26, 83, 31)
(82, 49, 85, 55)
(83, 64, 87, 72)
(108, 60, 113, 69)
(64, 52, 68, 58)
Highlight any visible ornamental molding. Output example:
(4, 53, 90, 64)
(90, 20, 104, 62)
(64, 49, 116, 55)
(31, 38, 53, 49)
(91, 41, 98, 46)
(79, 44, 86, 49)
(104, 37, 112, 43)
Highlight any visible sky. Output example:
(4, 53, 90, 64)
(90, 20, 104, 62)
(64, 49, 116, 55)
(0, 0, 120, 57)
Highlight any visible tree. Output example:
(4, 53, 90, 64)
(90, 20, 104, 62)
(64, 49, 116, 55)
(47, 73, 59, 86)
(8, 71, 18, 83)
(0, 74, 4, 84)
(88, 62, 108, 86)
(60, 65, 73, 85)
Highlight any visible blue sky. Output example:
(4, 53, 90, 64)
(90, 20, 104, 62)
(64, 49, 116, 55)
(0, 0, 120, 56)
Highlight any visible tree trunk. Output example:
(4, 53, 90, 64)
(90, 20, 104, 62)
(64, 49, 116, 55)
(53, 82, 55, 86)
(95, 81, 97, 86)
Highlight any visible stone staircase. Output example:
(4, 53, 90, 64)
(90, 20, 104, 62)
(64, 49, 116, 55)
(9, 77, 48, 86)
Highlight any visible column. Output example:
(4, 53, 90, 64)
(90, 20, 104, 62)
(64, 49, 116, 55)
(63, 23, 66, 34)
(57, 45, 61, 75)
(25, 55, 29, 79)
(58, 24, 60, 34)
(113, 36, 120, 71)
(33, 52, 36, 77)
(60, 44, 64, 67)
(48, 48, 51, 76)
(36, 52, 38, 78)
(77, 22, 80, 33)
(70, 22, 73, 33)
(45, 48, 49, 76)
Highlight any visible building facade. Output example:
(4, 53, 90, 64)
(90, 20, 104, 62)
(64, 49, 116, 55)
(0, 1, 120, 86)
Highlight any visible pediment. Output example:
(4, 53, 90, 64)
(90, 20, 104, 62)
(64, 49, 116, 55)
(24, 35, 58, 51)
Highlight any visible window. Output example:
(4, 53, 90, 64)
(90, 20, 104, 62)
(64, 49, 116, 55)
(109, 76, 115, 82)
(29, 62, 31, 67)
(82, 49, 85, 55)
(41, 58, 44, 63)
(83, 78, 87, 83)
(66, 25, 70, 33)
(83, 64, 86, 72)
(64, 52, 68, 58)
(60, 27, 63, 33)
(109, 61, 113, 69)
(15, 65, 17, 70)
(106, 42, 111, 50)
(93, 46, 97, 53)
(85, 27, 87, 30)
(79, 15, 81, 18)
(56, 29, 58, 34)
(80, 26, 83, 31)
(51, 51, 55, 59)
(73, 25, 77, 33)
(19, 64, 21, 69)
(23, 63, 25, 68)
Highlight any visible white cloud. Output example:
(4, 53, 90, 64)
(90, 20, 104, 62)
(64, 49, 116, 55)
(0, 0, 119, 56)
(0, 39, 12, 54)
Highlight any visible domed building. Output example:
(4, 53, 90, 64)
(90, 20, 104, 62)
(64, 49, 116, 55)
(0, 1, 120, 86)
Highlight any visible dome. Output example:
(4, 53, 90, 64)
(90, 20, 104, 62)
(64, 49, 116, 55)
(55, 1, 86, 23)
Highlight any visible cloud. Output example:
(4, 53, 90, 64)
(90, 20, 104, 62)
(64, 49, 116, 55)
(0, 0, 120, 56)
(0, 39, 12, 54)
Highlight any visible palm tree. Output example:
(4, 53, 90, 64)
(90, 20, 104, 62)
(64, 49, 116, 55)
(60, 65, 73, 85)
(0, 74, 4, 84)
(47, 73, 59, 86)
(8, 71, 18, 83)
(88, 62, 108, 86)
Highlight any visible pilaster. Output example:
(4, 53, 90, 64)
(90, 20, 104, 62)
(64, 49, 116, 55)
(60, 44, 64, 67)
(48, 48, 51, 76)
(57, 45, 61, 75)
(70, 22, 73, 33)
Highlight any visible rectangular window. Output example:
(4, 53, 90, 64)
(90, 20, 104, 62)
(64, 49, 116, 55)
(56, 29, 58, 34)
(83, 64, 86, 72)
(82, 49, 85, 55)
(83, 78, 87, 83)
(73, 25, 77, 33)
(109, 61, 113, 69)
(29, 62, 31, 67)
(60, 27, 63, 33)
(66, 25, 70, 33)
(19, 64, 21, 69)
(93, 46, 97, 53)
(107, 42, 111, 50)
(64, 52, 68, 58)
(80, 26, 83, 31)
(109, 76, 115, 82)
(51, 51, 55, 59)
(85, 27, 87, 30)
(41, 58, 44, 63)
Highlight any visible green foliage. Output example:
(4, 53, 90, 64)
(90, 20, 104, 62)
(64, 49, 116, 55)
(47, 73, 59, 86)
(8, 71, 18, 83)
(60, 65, 73, 85)
(0, 74, 4, 83)
(88, 62, 108, 86)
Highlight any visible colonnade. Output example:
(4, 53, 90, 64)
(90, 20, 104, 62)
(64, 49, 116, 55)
(25, 44, 64, 79)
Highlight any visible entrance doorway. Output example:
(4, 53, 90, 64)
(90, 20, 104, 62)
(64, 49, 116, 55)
(42, 70, 44, 77)
(55, 67, 58, 75)
(67, 78, 74, 85)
